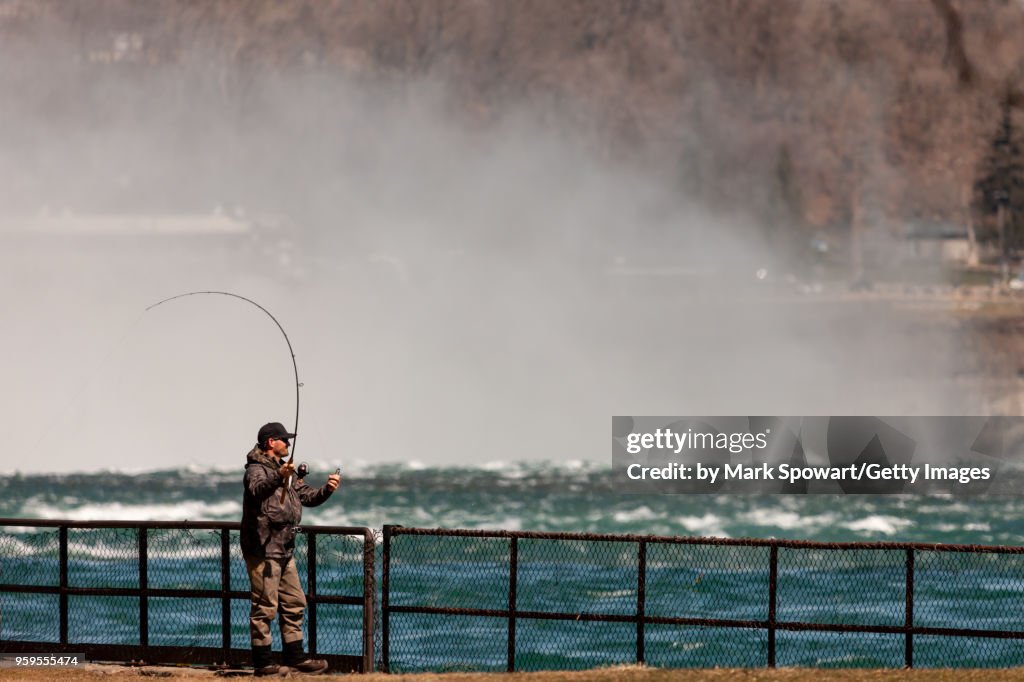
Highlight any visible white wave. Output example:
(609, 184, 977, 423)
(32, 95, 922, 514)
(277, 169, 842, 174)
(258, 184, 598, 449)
(469, 516, 523, 531)
(411, 507, 435, 522)
(740, 509, 837, 530)
(75, 540, 223, 561)
(322, 458, 372, 477)
(1, 526, 46, 534)
(676, 513, 729, 538)
(0, 533, 224, 560)
(842, 515, 912, 535)
(778, 496, 802, 511)
(477, 461, 533, 480)
(480, 460, 510, 471)
(930, 521, 990, 534)
(23, 499, 242, 521)
(612, 506, 663, 523)
(0, 536, 58, 557)
(676, 642, 704, 652)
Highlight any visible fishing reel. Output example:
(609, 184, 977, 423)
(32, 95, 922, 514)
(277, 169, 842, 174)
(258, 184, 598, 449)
(296, 463, 340, 480)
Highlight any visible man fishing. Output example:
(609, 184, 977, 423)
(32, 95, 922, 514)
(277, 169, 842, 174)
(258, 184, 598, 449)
(241, 421, 341, 676)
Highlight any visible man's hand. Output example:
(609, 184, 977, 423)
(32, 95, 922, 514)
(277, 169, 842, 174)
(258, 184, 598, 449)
(326, 472, 341, 492)
(278, 461, 296, 481)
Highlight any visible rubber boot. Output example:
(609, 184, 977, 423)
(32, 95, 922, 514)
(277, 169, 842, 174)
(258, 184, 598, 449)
(282, 639, 328, 675)
(252, 645, 280, 677)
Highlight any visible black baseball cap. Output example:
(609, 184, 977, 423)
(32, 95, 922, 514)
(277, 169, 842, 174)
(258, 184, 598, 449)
(258, 422, 296, 444)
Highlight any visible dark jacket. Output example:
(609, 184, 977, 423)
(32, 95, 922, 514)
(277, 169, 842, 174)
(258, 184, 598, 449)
(240, 446, 334, 559)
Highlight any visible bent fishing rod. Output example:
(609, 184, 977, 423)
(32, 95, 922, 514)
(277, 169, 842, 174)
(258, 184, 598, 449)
(146, 291, 301, 498)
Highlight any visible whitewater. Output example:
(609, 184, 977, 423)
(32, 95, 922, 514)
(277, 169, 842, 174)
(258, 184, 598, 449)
(1, 461, 1018, 545)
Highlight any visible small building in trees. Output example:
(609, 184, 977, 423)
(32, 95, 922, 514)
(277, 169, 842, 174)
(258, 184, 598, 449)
(903, 222, 978, 263)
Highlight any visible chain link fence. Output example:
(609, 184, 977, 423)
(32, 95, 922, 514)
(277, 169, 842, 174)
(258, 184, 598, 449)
(0, 519, 374, 671)
(6, 519, 1024, 672)
(381, 526, 1024, 671)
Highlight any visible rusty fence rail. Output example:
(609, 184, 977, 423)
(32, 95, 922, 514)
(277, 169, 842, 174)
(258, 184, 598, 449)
(0, 519, 375, 672)
(381, 526, 1024, 671)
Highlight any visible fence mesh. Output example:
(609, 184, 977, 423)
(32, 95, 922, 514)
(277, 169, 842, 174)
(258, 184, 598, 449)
(148, 597, 220, 647)
(644, 624, 767, 668)
(0, 521, 373, 669)
(645, 542, 770, 621)
(67, 528, 138, 589)
(7, 522, 1024, 671)
(914, 634, 1022, 668)
(774, 630, 905, 668)
(776, 547, 906, 626)
(148, 528, 221, 590)
(389, 612, 507, 672)
(381, 529, 1024, 671)
(312, 531, 372, 657)
(1, 529, 59, 586)
(914, 550, 1024, 631)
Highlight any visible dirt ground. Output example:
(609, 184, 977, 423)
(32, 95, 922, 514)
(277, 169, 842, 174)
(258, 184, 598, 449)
(3, 664, 1024, 681)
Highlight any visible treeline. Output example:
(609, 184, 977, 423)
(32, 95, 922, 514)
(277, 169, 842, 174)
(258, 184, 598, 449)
(4, 0, 1024, 249)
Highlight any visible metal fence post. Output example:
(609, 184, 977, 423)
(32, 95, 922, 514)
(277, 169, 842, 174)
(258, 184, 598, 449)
(139, 527, 148, 651)
(381, 525, 395, 673)
(59, 526, 68, 645)
(308, 531, 318, 656)
(905, 548, 914, 668)
(362, 530, 376, 673)
(507, 536, 518, 672)
(768, 544, 778, 668)
(220, 528, 231, 659)
(637, 540, 646, 665)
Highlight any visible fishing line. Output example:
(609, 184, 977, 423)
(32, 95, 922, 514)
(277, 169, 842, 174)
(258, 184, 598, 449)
(145, 291, 302, 462)
(27, 291, 303, 482)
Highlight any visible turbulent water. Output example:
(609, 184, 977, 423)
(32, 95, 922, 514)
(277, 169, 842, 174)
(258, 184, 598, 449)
(4, 462, 1024, 670)
(1, 461, 1021, 544)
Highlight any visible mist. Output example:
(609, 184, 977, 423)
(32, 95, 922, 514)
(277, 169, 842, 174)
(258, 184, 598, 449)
(1, 45, 987, 474)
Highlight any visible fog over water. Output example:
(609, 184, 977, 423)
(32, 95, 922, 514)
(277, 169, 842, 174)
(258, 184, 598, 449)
(0, 58, 987, 475)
